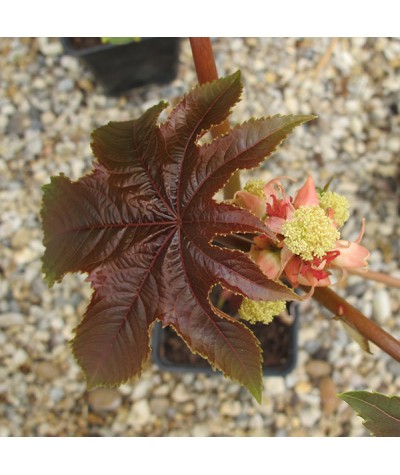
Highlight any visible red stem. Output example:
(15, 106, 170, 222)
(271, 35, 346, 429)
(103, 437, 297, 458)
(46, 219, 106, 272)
(349, 269, 400, 289)
(189, 38, 219, 85)
(311, 286, 400, 362)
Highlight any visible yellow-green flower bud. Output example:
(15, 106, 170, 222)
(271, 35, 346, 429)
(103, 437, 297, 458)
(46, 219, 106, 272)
(319, 191, 350, 228)
(239, 298, 286, 325)
(282, 205, 340, 261)
(243, 179, 266, 198)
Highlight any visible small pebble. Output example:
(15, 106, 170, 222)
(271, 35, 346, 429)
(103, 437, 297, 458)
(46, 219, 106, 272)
(373, 288, 392, 324)
(319, 377, 340, 415)
(88, 388, 122, 411)
(128, 400, 152, 426)
(192, 424, 210, 437)
(57, 78, 75, 93)
(171, 383, 191, 403)
(220, 400, 242, 417)
(305, 360, 332, 379)
(60, 56, 80, 72)
(39, 39, 63, 56)
(0, 313, 25, 328)
(0, 426, 11, 437)
(264, 377, 286, 396)
(49, 387, 65, 404)
(131, 379, 152, 400)
(152, 383, 170, 397)
(33, 362, 59, 381)
(295, 381, 313, 394)
(12, 349, 28, 368)
(299, 407, 321, 428)
(149, 397, 169, 417)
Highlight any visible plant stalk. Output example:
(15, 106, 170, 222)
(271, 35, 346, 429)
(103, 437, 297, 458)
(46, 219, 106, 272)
(189, 37, 241, 199)
(349, 269, 400, 289)
(311, 286, 400, 363)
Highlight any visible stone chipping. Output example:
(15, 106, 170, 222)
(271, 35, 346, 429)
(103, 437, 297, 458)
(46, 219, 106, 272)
(0, 37, 399, 436)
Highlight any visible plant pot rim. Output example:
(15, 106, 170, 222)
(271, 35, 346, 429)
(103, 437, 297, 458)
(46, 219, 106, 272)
(60, 37, 153, 56)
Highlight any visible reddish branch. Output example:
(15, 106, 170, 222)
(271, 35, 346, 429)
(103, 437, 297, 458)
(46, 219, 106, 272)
(189, 37, 241, 199)
(349, 269, 400, 289)
(189, 38, 220, 86)
(311, 286, 400, 363)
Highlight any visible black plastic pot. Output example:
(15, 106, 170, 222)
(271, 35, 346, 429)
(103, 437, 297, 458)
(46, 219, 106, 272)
(61, 37, 180, 95)
(151, 300, 299, 377)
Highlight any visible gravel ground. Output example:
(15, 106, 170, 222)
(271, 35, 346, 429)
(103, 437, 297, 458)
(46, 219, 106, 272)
(0, 37, 399, 437)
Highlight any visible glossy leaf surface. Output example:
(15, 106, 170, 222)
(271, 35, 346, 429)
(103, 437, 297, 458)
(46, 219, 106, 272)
(41, 72, 313, 401)
(339, 390, 400, 436)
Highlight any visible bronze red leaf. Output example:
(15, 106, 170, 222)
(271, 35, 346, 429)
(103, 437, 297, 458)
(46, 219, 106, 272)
(41, 72, 314, 400)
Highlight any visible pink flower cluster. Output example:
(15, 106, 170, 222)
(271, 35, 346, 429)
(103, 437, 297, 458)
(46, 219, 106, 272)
(234, 176, 370, 290)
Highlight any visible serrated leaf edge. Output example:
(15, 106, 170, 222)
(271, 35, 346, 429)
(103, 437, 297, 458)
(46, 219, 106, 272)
(198, 114, 317, 202)
(69, 319, 157, 391)
(172, 70, 244, 145)
(338, 390, 400, 436)
(161, 291, 263, 404)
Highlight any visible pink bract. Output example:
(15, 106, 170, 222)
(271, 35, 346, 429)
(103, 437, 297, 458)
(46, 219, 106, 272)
(236, 175, 370, 291)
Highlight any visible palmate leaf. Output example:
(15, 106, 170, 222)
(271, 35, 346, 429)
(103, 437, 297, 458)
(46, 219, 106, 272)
(339, 391, 400, 436)
(41, 71, 314, 401)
